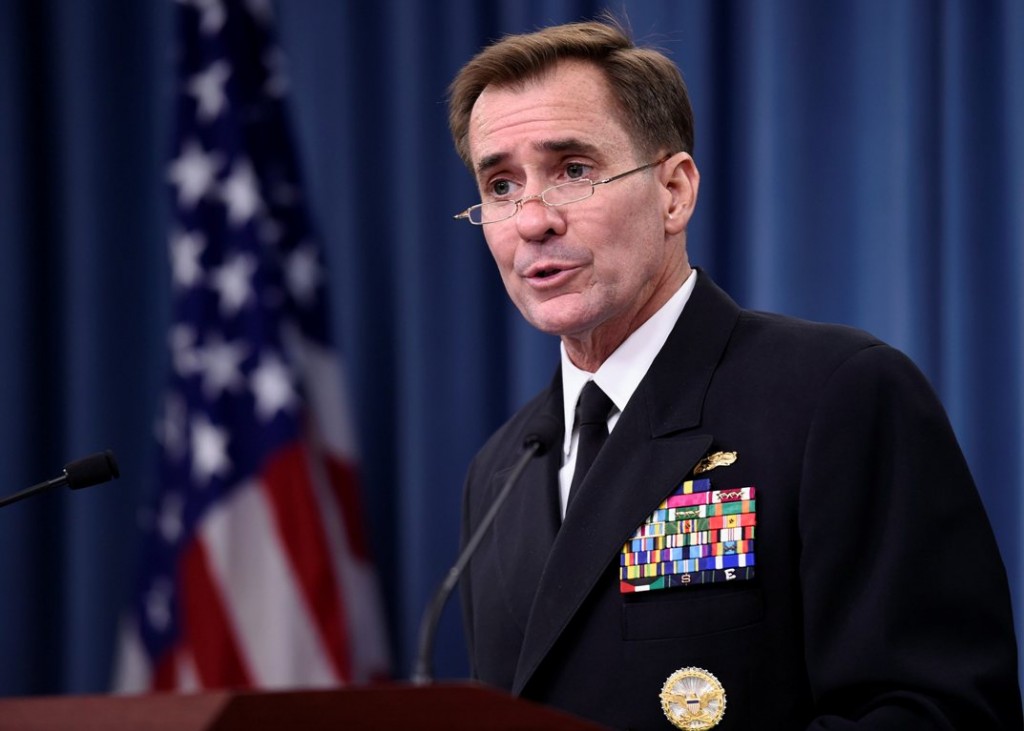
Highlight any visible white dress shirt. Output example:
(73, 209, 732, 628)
(558, 269, 698, 517)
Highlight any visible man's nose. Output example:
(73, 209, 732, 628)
(515, 193, 566, 240)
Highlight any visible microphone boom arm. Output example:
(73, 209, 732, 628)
(0, 476, 68, 509)
(412, 437, 544, 685)
(0, 451, 120, 509)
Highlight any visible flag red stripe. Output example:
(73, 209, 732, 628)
(179, 539, 253, 688)
(152, 650, 178, 691)
(261, 443, 353, 682)
(324, 453, 372, 562)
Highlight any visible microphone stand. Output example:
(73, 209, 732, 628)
(411, 438, 544, 685)
(0, 476, 68, 509)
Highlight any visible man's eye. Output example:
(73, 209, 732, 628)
(566, 163, 589, 179)
(490, 180, 513, 198)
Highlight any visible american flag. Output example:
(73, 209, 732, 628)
(114, 0, 389, 690)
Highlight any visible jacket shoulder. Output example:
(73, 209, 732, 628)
(731, 309, 897, 379)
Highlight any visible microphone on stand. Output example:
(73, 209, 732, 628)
(0, 451, 120, 509)
(412, 413, 560, 685)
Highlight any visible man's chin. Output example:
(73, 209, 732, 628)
(513, 287, 605, 333)
(519, 305, 596, 339)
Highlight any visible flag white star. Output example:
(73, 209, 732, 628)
(191, 415, 231, 484)
(197, 334, 249, 399)
(219, 158, 263, 226)
(210, 253, 258, 316)
(168, 229, 205, 288)
(187, 60, 231, 122)
(145, 576, 174, 633)
(285, 243, 323, 306)
(158, 491, 185, 544)
(245, 0, 273, 25)
(169, 325, 201, 377)
(251, 352, 298, 421)
(167, 140, 221, 209)
(263, 47, 289, 97)
(193, 0, 226, 34)
(155, 391, 189, 460)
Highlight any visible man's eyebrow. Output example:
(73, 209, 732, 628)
(475, 152, 507, 176)
(474, 139, 600, 177)
(539, 138, 599, 156)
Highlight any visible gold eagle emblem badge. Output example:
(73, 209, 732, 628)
(693, 450, 737, 475)
(660, 666, 726, 730)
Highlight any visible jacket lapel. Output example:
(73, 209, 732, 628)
(511, 272, 742, 694)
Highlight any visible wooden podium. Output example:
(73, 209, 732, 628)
(0, 682, 609, 730)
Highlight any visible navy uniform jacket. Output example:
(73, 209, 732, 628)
(460, 272, 1022, 730)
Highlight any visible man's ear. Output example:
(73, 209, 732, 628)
(663, 152, 700, 235)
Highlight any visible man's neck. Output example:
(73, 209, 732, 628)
(561, 264, 691, 372)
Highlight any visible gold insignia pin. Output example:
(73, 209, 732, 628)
(660, 667, 726, 730)
(693, 450, 737, 475)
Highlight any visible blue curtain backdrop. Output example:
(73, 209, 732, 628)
(0, 0, 1020, 694)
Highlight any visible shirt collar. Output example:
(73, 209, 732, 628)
(560, 269, 698, 457)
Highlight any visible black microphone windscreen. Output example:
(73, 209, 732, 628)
(522, 413, 561, 456)
(64, 450, 120, 490)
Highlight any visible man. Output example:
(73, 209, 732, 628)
(448, 18, 1021, 731)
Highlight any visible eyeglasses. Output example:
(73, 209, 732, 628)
(453, 154, 673, 225)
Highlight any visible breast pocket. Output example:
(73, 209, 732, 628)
(621, 587, 764, 641)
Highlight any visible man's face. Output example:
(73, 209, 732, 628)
(467, 60, 693, 358)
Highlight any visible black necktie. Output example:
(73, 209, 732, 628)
(568, 381, 615, 504)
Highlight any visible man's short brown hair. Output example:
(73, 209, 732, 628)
(448, 18, 695, 168)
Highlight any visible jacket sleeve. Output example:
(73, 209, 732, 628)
(798, 344, 1021, 729)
